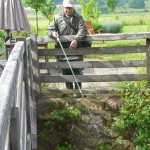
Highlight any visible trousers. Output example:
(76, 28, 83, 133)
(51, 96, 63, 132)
(55, 41, 91, 89)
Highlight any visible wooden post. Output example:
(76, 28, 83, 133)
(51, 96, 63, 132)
(10, 107, 20, 150)
(30, 34, 39, 150)
(30, 34, 41, 97)
(146, 38, 150, 84)
(16, 37, 32, 133)
(26, 39, 38, 149)
(17, 37, 37, 149)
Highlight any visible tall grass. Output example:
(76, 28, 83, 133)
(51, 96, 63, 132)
(99, 13, 150, 26)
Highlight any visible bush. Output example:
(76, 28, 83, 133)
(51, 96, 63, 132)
(0, 30, 5, 38)
(91, 20, 102, 32)
(101, 21, 124, 33)
(0, 30, 5, 52)
(113, 81, 150, 149)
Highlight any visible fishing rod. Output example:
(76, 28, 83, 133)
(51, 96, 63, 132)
(57, 37, 85, 97)
(56, 37, 99, 133)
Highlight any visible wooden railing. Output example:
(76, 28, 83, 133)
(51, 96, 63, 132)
(1, 32, 150, 149)
(30, 32, 150, 93)
(0, 37, 37, 150)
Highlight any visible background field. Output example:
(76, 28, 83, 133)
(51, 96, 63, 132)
(25, 3, 150, 36)
(1, 4, 150, 60)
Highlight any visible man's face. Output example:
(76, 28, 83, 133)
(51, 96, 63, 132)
(63, 7, 74, 16)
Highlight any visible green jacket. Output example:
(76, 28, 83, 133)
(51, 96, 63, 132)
(47, 10, 87, 41)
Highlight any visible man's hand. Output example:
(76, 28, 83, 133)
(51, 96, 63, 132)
(52, 32, 59, 39)
(70, 39, 77, 48)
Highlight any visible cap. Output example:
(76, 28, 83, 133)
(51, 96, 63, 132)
(62, 0, 75, 7)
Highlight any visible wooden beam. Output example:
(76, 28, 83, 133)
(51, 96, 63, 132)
(38, 32, 150, 43)
(30, 34, 41, 96)
(146, 38, 150, 83)
(38, 45, 146, 56)
(40, 74, 146, 83)
(10, 107, 20, 150)
(39, 60, 146, 69)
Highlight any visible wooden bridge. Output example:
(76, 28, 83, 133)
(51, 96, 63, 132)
(0, 32, 150, 149)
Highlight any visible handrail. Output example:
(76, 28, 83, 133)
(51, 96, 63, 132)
(33, 33, 150, 93)
(37, 32, 150, 43)
(0, 38, 36, 150)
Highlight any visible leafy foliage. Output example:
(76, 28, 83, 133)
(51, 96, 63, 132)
(24, 0, 46, 35)
(57, 142, 76, 150)
(77, 0, 100, 21)
(41, 0, 56, 24)
(0, 30, 5, 48)
(105, 0, 118, 13)
(0, 30, 5, 38)
(101, 21, 124, 33)
(113, 81, 150, 149)
(24, 0, 46, 12)
(44, 106, 81, 126)
(91, 20, 102, 32)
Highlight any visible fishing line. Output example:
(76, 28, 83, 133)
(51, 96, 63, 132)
(57, 37, 99, 133)
(57, 37, 84, 97)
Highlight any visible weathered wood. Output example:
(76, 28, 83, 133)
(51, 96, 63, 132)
(23, 39, 32, 134)
(26, 37, 31, 46)
(1, 33, 150, 150)
(10, 107, 20, 150)
(0, 39, 36, 150)
(0, 42, 24, 150)
(41, 88, 115, 95)
(27, 134, 31, 150)
(30, 34, 41, 96)
(39, 60, 146, 69)
(27, 39, 35, 102)
(146, 38, 150, 83)
(4, 124, 11, 150)
(30, 100, 37, 149)
(40, 74, 146, 83)
(23, 36, 37, 149)
(20, 82, 27, 150)
(38, 32, 150, 43)
(38, 45, 146, 56)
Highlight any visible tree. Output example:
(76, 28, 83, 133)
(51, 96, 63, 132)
(128, 0, 145, 9)
(24, 0, 46, 35)
(77, 0, 100, 21)
(105, 0, 118, 13)
(41, 0, 56, 24)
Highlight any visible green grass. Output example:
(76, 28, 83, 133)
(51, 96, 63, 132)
(99, 13, 150, 26)
(122, 25, 150, 33)
(1, 7, 150, 62)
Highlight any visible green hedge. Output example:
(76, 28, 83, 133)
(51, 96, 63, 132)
(101, 21, 124, 33)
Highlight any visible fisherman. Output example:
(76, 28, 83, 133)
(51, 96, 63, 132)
(47, 0, 90, 89)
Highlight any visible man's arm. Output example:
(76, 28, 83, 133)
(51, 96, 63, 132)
(74, 15, 88, 41)
(47, 18, 59, 39)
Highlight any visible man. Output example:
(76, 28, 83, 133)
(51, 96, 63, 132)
(47, 0, 88, 89)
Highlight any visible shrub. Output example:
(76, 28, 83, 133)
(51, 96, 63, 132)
(44, 106, 81, 127)
(0, 30, 5, 52)
(0, 30, 5, 38)
(113, 81, 150, 149)
(77, 0, 100, 21)
(101, 21, 124, 33)
(91, 20, 102, 32)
